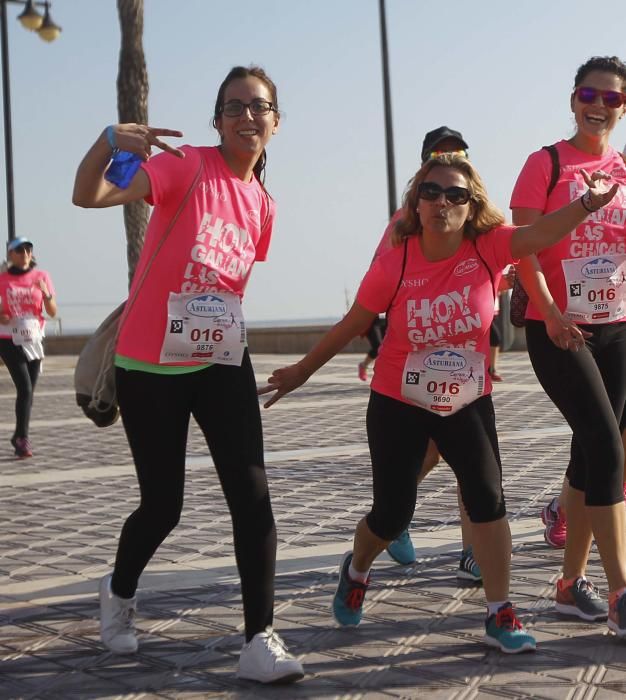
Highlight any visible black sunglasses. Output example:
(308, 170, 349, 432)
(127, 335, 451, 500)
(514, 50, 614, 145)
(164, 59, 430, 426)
(417, 182, 472, 205)
(12, 245, 33, 254)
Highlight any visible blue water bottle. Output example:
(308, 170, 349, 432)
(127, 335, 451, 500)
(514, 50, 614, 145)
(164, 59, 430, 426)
(105, 150, 143, 189)
(104, 125, 143, 189)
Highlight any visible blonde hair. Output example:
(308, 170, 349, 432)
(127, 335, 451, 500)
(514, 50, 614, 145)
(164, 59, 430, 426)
(392, 153, 505, 245)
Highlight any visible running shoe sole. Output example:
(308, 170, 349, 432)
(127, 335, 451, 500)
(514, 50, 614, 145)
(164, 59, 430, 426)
(555, 602, 608, 621)
(483, 634, 536, 654)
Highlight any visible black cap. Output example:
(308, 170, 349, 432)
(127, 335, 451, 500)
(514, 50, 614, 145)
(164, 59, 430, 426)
(421, 126, 469, 163)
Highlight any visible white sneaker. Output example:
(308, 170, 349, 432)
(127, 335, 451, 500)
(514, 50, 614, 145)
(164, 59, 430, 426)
(99, 574, 138, 654)
(236, 626, 304, 684)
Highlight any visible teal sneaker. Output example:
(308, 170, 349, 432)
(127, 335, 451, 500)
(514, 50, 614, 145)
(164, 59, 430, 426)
(484, 603, 536, 654)
(608, 590, 626, 638)
(332, 552, 369, 626)
(457, 546, 482, 583)
(386, 529, 416, 565)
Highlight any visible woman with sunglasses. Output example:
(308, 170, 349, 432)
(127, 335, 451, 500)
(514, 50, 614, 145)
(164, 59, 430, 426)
(259, 153, 616, 653)
(72, 65, 304, 684)
(0, 237, 56, 459)
(510, 55, 626, 637)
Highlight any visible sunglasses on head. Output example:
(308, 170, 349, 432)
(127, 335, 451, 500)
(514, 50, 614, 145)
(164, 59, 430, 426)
(427, 149, 468, 160)
(574, 86, 626, 109)
(12, 245, 32, 254)
(417, 182, 472, 205)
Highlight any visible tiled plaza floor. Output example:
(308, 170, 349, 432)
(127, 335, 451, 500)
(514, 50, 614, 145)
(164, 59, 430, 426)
(1, 352, 625, 699)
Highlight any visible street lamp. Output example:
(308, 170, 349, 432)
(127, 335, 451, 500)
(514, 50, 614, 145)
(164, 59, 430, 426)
(0, 0, 61, 242)
(378, 0, 397, 220)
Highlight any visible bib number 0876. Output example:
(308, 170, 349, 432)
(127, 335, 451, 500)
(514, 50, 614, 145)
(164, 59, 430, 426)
(190, 328, 224, 342)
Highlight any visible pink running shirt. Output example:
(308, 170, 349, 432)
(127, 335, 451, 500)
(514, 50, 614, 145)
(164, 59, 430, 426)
(510, 140, 626, 322)
(357, 226, 516, 404)
(0, 269, 55, 339)
(116, 146, 275, 364)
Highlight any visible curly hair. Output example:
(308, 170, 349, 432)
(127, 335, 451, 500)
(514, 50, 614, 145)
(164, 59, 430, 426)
(392, 153, 505, 246)
(574, 56, 626, 90)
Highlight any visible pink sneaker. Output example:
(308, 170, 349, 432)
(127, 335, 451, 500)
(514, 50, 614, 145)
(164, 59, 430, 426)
(357, 363, 368, 382)
(540, 497, 566, 549)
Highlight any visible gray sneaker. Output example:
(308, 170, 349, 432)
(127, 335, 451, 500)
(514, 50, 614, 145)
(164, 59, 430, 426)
(99, 574, 138, 653)
(555, 576, 608, 621)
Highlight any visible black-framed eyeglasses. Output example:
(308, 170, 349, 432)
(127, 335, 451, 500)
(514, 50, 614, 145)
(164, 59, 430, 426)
(417, 182, 472, 205)
(12, 245, 33, 254)
(220, 99, 276, 118)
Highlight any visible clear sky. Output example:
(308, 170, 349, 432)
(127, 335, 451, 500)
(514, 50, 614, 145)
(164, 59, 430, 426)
(2, 0, 626, 328)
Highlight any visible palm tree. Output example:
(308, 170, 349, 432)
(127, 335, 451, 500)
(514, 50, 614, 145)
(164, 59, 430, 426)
(116, 0, 149, 285)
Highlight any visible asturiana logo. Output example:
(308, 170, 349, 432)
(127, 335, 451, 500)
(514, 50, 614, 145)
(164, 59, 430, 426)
(423, 350, 467, 371)
(581, 257, 617, 279)
(186, 294, 227, 318)
(454, 258, 479, 276)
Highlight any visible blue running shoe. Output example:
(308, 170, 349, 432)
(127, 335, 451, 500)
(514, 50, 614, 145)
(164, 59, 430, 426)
(386, 529, 416, 565)
(332, 552, 369, 626)
(457, 546, 482, 583)
(484, 602, 536, 654)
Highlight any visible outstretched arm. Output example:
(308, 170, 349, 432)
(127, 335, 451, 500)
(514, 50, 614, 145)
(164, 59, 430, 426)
(510, 169, 617, 258)
(258, 301, 377, 407)
(72, 124, 184, 209)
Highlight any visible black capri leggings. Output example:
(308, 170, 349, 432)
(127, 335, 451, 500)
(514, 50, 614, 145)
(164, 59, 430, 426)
(111, 350, 276, 641)
(365, 391, 505, 541)
(0, 338, 41, 439)
(525, 320, 625, 506)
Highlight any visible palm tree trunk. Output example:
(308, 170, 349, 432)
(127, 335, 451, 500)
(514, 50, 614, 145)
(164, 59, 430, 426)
(116, 0, 149, 287)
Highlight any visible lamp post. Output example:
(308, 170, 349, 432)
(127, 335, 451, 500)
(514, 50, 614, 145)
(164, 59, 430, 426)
(378, 0, 396, 219)
(0, 0, 61, 242)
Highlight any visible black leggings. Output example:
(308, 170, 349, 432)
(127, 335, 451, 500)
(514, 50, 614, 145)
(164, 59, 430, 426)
(366, 317, 387, 359)
(0, 338, 40, 439)
(525, 320, 625, 505)
(365, 391, 505, 540)
(111, 350, 276, 641)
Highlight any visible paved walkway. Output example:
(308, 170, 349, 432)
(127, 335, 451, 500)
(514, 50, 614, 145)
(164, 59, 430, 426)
(1, 352, 625, 699)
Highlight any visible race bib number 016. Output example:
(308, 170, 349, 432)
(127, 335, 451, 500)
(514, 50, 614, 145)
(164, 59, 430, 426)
(401, 348, 486, 416)
(563, 254, 626, 324)
(160, 292, 246, 366)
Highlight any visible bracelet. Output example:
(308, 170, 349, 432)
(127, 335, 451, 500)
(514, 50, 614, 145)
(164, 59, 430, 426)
(580, 190, 599, 213)
(105, 125, 119, 155)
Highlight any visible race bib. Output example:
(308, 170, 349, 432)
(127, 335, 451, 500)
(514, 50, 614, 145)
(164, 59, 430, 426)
(562, 254, 626, 324)
(11, 317, 42, 346)
(160, 292, 246, 366)
(401, 348, 486, 416)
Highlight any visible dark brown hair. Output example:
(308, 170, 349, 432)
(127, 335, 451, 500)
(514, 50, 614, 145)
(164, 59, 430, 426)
(574, 56, 626, 90)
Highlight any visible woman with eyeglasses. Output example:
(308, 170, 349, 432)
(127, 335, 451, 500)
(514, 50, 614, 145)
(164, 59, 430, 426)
(259, 152, 617, 653)
(0, 237, 57, 459)
(510, 55, 626, 638)
(72, 65, 304, 684)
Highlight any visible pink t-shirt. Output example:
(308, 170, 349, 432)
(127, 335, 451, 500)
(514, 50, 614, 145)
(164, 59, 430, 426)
(510, 140, 626, 321)
(357, 226, 516, 404)
(116, 146, 275, 364)
(0, 268, 55, 338)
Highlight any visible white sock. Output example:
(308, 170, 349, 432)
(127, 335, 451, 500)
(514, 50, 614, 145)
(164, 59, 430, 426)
(348, 561, 370, 583)
(550, 498, 560, 513)
(487, 600, 508, 616)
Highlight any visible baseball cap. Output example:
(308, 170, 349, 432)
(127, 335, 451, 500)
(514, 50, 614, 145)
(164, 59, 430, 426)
(421, 126, 469, 163)
(7, 237, 33, 253)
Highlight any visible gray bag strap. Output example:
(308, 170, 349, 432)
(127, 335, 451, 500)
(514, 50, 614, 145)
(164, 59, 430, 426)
(118, 157, 204, 333)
